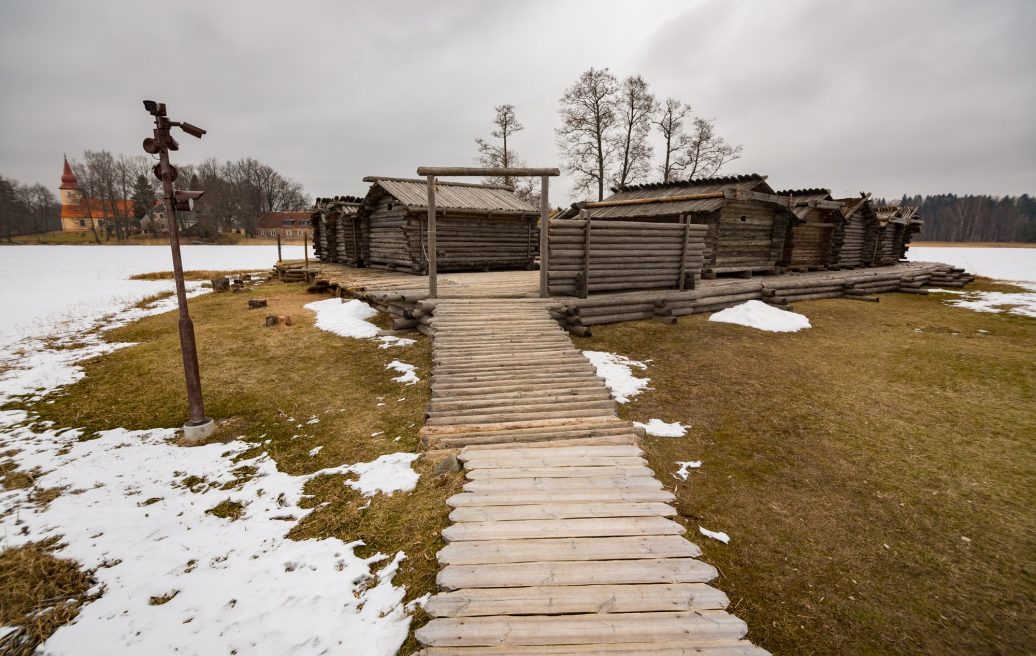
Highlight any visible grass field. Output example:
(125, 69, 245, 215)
(0, 281, 456, 652)
(3, 276, 1033, 653)
(576, 279, 1036, 655)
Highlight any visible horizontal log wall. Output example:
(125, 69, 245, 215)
(713, 202, 785, 275)
(547, 218, 706, 297)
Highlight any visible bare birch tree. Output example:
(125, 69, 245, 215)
(474, 105, 540, 202)
(654, 98, 692, 182)
(682, 117, 742, 179)
(610, 75, 656, 188)
(556, 68, 619, 201)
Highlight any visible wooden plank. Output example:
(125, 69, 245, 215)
(450, 500, 676, 522)
(442, 517, 686, 542)
(416, 610, 746, 646)
(438, 535, 701, 565)
(462, 476, 661, 494)
(419, 641, 770, 655)
(448, 489, 676, 507)
(460, 445, 642, 460)
(465, 465, 653, 480)
(424, 583, 729, 618)
(460, 456, 648, 470)
(438, 558, 718, 589)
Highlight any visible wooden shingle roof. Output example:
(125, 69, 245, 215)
(581, 173, 781, 219)
(360, 176, 537, 214)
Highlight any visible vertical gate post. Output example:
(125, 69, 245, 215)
(426, 175, 437, 298)
(539, 175, 550, 298)
(580, 208, 591, 299)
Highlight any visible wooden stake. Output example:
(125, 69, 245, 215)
(427, 175, 437, 298)
(540, 175, 550, 298)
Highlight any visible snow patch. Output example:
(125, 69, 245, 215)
(305, 298, 380, 338)
(699, 526, 731, 544)
(387, 361, 419, 385)
(634, 419, 687, 438)
(582, 351, 650, 403)
(930, 285, 1036, 319)
(674, 461, 702, 480)
(908, 247, 1036, 284)
(308, 446, 323, 457)
(709, 300, 811, 332)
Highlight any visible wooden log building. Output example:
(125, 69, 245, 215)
(873, 205, 922, 265)
(776, 189, 845, 270)
(834, 194, 878, 268)
(311, 196, 364, 263)
(563, 174, 794, 278)
(352, 177, 540, 273)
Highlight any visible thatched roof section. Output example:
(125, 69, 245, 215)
(360, 176, 537, 215)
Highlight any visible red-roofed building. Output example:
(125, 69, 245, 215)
(256, 212, 312, 240)
(58, 157, 136, 232)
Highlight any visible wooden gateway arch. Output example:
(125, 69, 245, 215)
(416, 166, 560, 298)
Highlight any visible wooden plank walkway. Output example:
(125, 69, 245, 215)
(416, 298, 768, 655)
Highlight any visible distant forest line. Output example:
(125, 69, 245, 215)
(877, 194, 1036, 243)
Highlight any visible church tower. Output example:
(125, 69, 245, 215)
(59, 157, 88, 231)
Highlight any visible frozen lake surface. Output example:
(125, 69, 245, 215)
(909, 246, 1036, 284)
(0, 245, 303, 348)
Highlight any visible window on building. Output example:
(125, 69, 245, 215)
(78, 219, 85, 227)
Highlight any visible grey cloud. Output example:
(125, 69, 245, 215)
(1, 0, 1032, 207)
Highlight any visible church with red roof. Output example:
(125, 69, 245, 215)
(58, 157, 136, 232)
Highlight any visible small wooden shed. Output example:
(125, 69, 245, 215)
(873, 206, 922, 265)
(776, 189, 844, 270)
(834, 195, 878, 268)
(572, 174, 793, 277)
(311, 196, 364, 264)
(355, 177, 540, 273)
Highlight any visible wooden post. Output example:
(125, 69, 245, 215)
(426, 175, 437, 298)
(277, 232, 282, 262)
(303, 231, 309, 267)
(539, 175, 550, 298)
(581, 209, 591, 299)
(678, 214, 690, 291)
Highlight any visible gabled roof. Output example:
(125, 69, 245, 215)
(835, 195, 875, 221)
(258, 211, 311, 229)
(579, 173, 783, 219)
(359, 176, 537, 214)
(776, 188, 832, 200)
(874, 205, 921, 227)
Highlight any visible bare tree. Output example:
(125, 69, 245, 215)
(654, 98, 692, 182)
(610, 75, 656, 187)
(69, 157, 103, 243)
(556, 68, 619, 201)
(682, 117, 742, 179)
(475, 104, 525, 187)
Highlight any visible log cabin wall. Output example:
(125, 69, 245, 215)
(546, 218, 706, 296)
(713, 201, 787, 275)
(834, 197, 878, 268)
(355, 177, 540, 274)
(572, 174, 791, 278)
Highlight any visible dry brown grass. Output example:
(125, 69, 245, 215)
(577, 281, 1036, 655)
(129, 270, 266, 281)
(0, 539, 98, 655)
(1, 280, 440, 651)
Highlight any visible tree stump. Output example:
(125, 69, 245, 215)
(211, 277, 231, 292)
(248, 299, 268, 309)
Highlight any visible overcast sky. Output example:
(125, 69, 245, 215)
(1, 0, 1033, 205)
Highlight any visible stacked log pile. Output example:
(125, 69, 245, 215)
(546, 218, 706, 297)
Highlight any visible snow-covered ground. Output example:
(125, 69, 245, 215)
(909, 246, 1036, 284)
(0, 246, 429, 655)
(0, 245, 303, 348)
(708, 300, 811, 332)
(910, 246, 1036, 318)
(582, 351, 651, 403)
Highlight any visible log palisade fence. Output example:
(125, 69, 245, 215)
(546, 214, 707, 297)
(560, 174, 794, 278)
